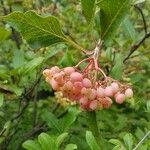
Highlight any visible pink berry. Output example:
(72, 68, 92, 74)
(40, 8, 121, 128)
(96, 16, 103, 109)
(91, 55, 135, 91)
(53, 73, 63, 82)
(125, 88, 133, 98)
(50, 79, 59, 90)
(81, 87, 87, 95)
(79, 97, 88, 105)
(82, 78, 92, 88)
(70, 72, 83, 82)
(64, 67, 75, 75)
(89, 100, 98, 110)
(88, 89, 97, 100)
(74, 81, 83, 89)
(104, 97, 112, 108)
(115, 93, 125, 104)
(111, 82, 119, 93)
(105, 86, 114, 97)
(97, 87, 105, 98)
(63, 81, 73, 91)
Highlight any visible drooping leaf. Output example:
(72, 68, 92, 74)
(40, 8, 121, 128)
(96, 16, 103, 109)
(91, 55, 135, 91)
(38, 133, 55, 150)
(98, 0, 130, 41)
(3, 11, 68, 49)
(85, 131, 100, 150)
(22, 140, 42, 150)
(81, 0, 96, 24)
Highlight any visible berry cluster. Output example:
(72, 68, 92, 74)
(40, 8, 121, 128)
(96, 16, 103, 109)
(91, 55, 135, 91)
(43, 63, 133, 111)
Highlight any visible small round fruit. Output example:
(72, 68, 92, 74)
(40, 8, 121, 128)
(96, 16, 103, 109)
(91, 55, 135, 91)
(105, 86, 114, 97)
(64, 67, 75, 75)
(82, 78, 92, 88)
(70, 72, 83, 82)
(125, 88, 133, 98)
(50, 79, 59, 90)
(89, 100, 98, 110)
(97, 87, 105, 98)
(115, 93, 125, 104)
(111, 82, 119, 93)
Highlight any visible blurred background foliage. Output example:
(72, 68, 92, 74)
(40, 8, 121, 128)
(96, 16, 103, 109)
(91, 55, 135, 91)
(0, 0, 150, 150)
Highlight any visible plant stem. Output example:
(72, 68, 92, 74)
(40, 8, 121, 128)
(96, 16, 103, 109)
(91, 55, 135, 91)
(86, 111, 102, 149)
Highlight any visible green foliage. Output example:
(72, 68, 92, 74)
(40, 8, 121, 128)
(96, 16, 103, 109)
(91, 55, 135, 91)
(0, 27, 11, 41)
(3, 11, 67, 49)
(86, 131, 100, 150)
(81, 0, 96, 25)
(22, 132, 77, 150)
(110, 54, 123, 80)
(0, 93, 4, 107)
(98, 0, 130, 42)
(42, 107, 80, 133)
(0, 0, 150, 150)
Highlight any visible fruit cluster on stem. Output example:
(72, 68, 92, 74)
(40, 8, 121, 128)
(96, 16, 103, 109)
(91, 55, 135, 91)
(43, 53, 133, 111)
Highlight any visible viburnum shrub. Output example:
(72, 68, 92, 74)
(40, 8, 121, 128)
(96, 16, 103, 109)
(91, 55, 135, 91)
(43, 41, 133, 111)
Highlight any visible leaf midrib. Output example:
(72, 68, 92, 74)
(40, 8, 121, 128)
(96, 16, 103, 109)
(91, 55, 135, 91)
(101, 0, 128, 39)
(12, 12, 68, 42)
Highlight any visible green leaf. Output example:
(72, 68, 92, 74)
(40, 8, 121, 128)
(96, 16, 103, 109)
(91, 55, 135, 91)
(18, 56, 44, 75)
(81, 0, 96, 24)
(109, 139, 122, 146)
(60, 107, 80, 131)
(98, 0, 130, 41)
(59, 49, 75, 67)
(85, 131, 100, 150)
(22, 140, 42, 150)
(38, 133, 55, 150)
(56, 132, 68, 148)
(146, 101, 150, 112)
(110, 54, 123, 80)
(135, 128, 145, 140)
(12, 49, 25, 69)
(0, 27, 11, 41)
(3, 11, 67, 49)
(113, 145, 125, 150)
(123, 133, 133, 150)
(64, 144, 77, 150)
(133, 0, 145, 5)
(122, 17, 137, 42)
(41, 110, 62, 133)
(0, 93, 4, 107)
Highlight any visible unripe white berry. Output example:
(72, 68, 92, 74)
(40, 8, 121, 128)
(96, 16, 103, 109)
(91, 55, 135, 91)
(125, 88, 133, 98)
(111, 82, 119, 93)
